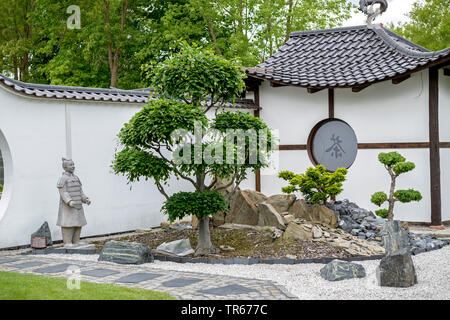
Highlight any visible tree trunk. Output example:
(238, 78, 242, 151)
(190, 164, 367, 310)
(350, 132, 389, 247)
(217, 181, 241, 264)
(387, 171, 396, 221)
(195, 216, 217, 256)
(285, 0, 293, 42)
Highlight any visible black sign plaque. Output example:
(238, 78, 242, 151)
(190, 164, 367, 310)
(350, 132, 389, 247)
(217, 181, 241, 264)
(307, 118, 358, 172)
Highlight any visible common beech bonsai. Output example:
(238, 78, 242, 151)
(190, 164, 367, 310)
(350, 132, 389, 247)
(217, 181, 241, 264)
(113, 44, 273, 256)
(370, 151, 422, 220)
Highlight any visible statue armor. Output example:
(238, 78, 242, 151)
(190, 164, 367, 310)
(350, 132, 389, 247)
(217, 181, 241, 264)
(57, 163, 89, 227)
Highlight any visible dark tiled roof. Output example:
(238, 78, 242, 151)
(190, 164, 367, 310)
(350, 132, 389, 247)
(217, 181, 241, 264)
(247, 25, 450, 88)
(0, 74, 259, 110)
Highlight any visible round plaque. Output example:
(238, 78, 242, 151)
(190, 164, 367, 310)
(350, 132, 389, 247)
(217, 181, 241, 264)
(307, 118, 358, 172)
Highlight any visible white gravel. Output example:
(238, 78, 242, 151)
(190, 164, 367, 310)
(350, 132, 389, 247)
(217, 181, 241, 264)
(43, 245, 450, 300)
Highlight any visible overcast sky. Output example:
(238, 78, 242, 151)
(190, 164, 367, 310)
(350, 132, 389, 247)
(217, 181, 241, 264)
(343, 0, 417, 26)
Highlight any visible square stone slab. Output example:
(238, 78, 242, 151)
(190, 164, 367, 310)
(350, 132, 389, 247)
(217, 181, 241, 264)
(198, 284, 257, 296)
(9, 261, 47, 269)
(34, 263, 80, 274)
(162, 278, 203, 288)
(81, 268, 120, 278)
(0, 258, 21, 265)
(115, 273, 162, 284)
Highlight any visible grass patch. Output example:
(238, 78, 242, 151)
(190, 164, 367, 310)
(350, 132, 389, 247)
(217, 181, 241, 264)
(0, 271, 176, 300)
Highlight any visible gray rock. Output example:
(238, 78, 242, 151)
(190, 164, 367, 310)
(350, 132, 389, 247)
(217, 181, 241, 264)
(320, 260, 366, 281)
(381, 220, 410, 255)
(377, 248, 417, 287)
(98, 240, 153, 264)
(155, 239, 195, 257)
(31, 222, 53, 246)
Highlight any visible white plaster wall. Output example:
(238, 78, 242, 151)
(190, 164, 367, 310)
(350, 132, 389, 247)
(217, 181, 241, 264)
(0, 87, 257, 248)
(257, 70, 450, 223)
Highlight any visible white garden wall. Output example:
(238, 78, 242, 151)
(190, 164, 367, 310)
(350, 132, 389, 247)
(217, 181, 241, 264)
(257, 69, 450, 223)
(0, 87, 253, 248)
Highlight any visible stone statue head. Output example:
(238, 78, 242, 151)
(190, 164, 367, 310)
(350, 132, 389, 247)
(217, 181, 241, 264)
(62, 158, 75, 173)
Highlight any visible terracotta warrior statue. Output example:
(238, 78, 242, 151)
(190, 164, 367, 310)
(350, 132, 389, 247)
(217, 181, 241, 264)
(57, 158, 91, 247)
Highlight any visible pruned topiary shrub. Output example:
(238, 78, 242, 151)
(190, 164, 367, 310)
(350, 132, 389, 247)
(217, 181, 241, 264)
(279, 165, 347, 204)
(370, 151, 422, 220)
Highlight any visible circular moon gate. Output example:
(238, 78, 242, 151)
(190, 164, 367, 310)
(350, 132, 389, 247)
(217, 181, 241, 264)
(307, 119, 358, 172)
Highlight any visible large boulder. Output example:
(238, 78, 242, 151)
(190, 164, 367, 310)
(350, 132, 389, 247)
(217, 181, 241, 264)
(98, 241, 153, 265)
(155, 239, 194, 257)
(31, 221, 53, 247)
(320, 260, 366, 281)
(289, 199, 309, 219)
(377, 248, 417, 287)
(266, 194, 296, 214)
(283, 222, 312, 240)
(225, 190, 260, 225)
(308, 204, 338, 228)
(381, 220, 410, 255)
(257, 202, 286, 230)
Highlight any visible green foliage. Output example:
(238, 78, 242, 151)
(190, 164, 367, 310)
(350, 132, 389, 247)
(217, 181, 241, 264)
(113, 147, 172, 183)
(394, 189, 423, 203)
(378, 152, 405, 167)
(0, 0, 354, 86)
(278, 165, 347, 204)
(375, 209, 389, 219)
(392, 161, 416, 176)
(370, 151, 422, 220)
(162, 191, 228, 222)
(371, 191, 387, 207)
(0, 184, 3, 193)
(390, 0, 449, 51)
(148, 43, 246, 107)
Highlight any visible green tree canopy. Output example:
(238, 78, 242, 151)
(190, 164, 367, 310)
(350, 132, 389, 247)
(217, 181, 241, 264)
(391, 0, 449, 51)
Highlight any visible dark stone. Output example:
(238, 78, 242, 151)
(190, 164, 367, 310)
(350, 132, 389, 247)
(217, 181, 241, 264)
(115, 272, 162, 283)
(198, 284, 256, 296)
(98, 240, 153, 265)
(10, 261, 47, 269)
(320, 260, 366, 281)
(0, 258, 20, 264)
(162, 278, 203, 288)
(377, 248, 417, 287)
(31, 222, 52, 246)
(34, 263, 80, 274)
(381, 220, 410, 255)
(81, 268, 120, 278)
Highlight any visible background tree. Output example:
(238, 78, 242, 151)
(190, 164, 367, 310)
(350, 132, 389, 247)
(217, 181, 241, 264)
(390, 0, 449, 51)
(0, 0, 354, 87)
(113, 45, 274, 255)
(370, 152, 422, 221)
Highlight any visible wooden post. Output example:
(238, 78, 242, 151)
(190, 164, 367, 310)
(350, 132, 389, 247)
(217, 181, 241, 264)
(429, 67, 442, 227)
(254, 87, 261, 192)
(328, 89, 334, 118)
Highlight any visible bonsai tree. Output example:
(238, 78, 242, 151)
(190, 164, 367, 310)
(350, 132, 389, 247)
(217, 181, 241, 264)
(113, 44, 274, 256)
(278, 165, 347, 204)
(370, 151, 422, 220)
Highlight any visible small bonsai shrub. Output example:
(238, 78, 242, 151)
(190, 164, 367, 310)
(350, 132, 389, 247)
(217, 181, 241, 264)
(278, 165, 347, 204)
(370, 151, 422, 220)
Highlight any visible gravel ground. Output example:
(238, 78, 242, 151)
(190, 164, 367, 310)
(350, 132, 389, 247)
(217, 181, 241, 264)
(43, 245, 450, 300)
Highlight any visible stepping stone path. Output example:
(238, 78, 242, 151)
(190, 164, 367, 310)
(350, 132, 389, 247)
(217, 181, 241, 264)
(0, 253, 295, 300)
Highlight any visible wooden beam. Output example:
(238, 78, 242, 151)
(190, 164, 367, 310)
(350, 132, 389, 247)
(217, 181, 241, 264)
(429, 67, 442, 226)
(328, 89, 334, 118)
(352, 83, 371, 92)
(270, 81, 287, 87)
(358, 142, 429, 149)
(392, 74, 411, 84)
(278, 144, 307, 150)
(279, 142, 450, 150)
(253, 86, 261, 193)
(307, 88, 324, 94)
